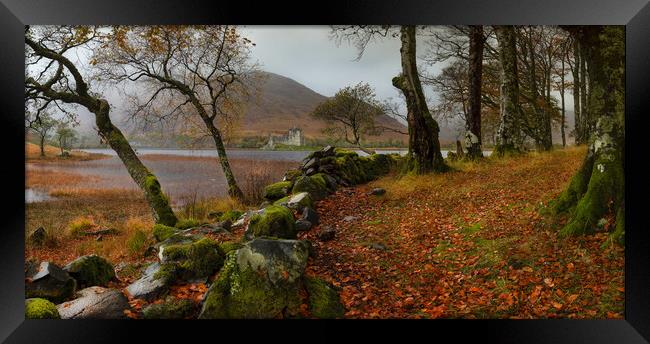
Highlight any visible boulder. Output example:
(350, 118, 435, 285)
(283, 169, 303, 182)
(26, 262, 76, 303)
(369, 188, 386, 196)
(199, 238, 310, 319)
(301, 207, 320, 226)
(25, 298, 60, 319)
(287, 192, 314, 210)
(302, 157, 318, 171)
(63, 255, 115, 288)
(317, 227, 336, 242)
(143, 297, 196, 319)
(125, 262, 168, 301)
(292, 175, 329, 201)
(157, 237, 224, 283)
(322, 145, 336, 156)
(295, 219, 312, 232)
(244, 205, 296, 240)
(303, 276, 345, 318)
(263, 181, 293, 201)
(56, 286, 130, 319)
(28, 227, 46, 246)
(153, 224, 180, 242)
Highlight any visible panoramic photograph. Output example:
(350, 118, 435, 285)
(24, 25, 624, 319)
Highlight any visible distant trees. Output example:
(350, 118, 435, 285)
(311, 82, 383, 154)
(55, 122, 77, 155)
(26, 111, 57, 157)
(25, 26, 178, 226)
(94, 26, 257, 201)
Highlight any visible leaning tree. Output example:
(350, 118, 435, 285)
(554, 26, 625, 242)
(332, 25, 447, 174)
(25, 26, 178, 226)
(94, 26, 256, 200)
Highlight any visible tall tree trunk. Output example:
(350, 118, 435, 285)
(94, 100, 178, 226)
(555, 26, 625, 242)
(572, 39, 582, 144)
(560, 49, 566, 147)
(465, 25, 484, 159)
(579, 43, 589, 143)
(202, 118, 244, 201)
(494, 26, 524, 155)
(392, 25, 446, 173)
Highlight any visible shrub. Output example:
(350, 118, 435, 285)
(127, 229, 148, 256)
(67, 216, 96, 236)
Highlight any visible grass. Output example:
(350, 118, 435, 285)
(26, 142, 108, 162)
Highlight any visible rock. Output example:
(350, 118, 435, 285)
(302, 157, 318, 171)
(143, 246, 157, 258)
(303, 276, 345, 318)
(369, 188, 386, 196)
(287, 192, 314, 210)
(322, 145, 336, 156)
(57, 286, 130, 319)
(199, 238, 309, 319)
(158, 238, 224, 282)
(295, 219, 312, 232)
(153, 224, 180, 242)
(143, 297, 196, 319)
(283, 169, 303, 182)
(292, 175, 329, 201)
(28, 227, 46, 246)
(317, 227, 336, 242)
(301, 207, 320, 226)
(320, 173, 338, 191)
(244, 205, 296, 240)
(63, 255, 115, 288)
(218, 219, 232, 231)
(343, 215, 359, 222)
(218, 241, 244, 255)
(125, 262, 169, 301)
(368, 242, 388, 251)
(263, 181, 293, 201)
(305, 167, 317, 176)
(81, 227, 117, 236)
(25, 298, 60, 319)
(26, 262, 76, 303)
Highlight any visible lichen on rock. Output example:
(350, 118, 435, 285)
(25, 298, 60, 319)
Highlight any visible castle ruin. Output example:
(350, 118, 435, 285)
(262, 127, 304, 149)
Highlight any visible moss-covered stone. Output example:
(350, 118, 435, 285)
(153, 224, 180, 242)
(26, 262, 76, 303)
(142, 297, 196, 319)
(199, 238, 309, 319)
(63, 255, 115, 288)
(273, 196, 290, 206)
(218, 241, 244, 255)
(25, 298, 60, 319)
(286, 192, 314, 210)
(245, 205, 296, 239)
(175, 218, 201, 230)
(292, 175, 329, 200)
(303, 276, 345, 318)
(263, 181, 293, 201)
(283, 169, 303, 182)
(157, 238, 224, 282)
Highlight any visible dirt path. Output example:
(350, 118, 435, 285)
(302, 148, 624, 319)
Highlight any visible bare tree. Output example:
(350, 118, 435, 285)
(94, 26, 258, 201)
(25, 25, 178, 226)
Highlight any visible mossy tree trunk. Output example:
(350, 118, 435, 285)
(392, 25, 446, 174)
(201, 116, 245, 201)
(555, 26, 625, 241)
(465, 25, 484, 159)
(25, 36, 178, 226)
(494, 26, 525, 156)
(579, 42, 590, 143)
(571, 38, 583, 144)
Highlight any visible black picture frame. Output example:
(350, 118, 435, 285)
(1, 0, 649, 342)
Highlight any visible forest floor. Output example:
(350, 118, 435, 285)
(302, 146, 624, 319)
(25, 146, 624, 319)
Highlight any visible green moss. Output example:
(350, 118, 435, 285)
(218, 241, 244, 255)
(144, 174, 178, 227)
(263, 181, 293, 201)
(560, 153, 624, 237)
(247, 205, 296, 239)
(553, 154, 594, 214)
(25, 298, 60, 319)
(273, 196, 290, 206)
(303, 276, 345, 319)
(142, 297, 195, 319)
(219, 210, 243, 223)
(153, 224, 180, 242)
(175, 218, 201, 230)
(292, 175, 329, 199)
(157, 238, 224, 281)
(284, 169, 303, 181)
(199, 252, 301, 319)
(64, 255, 115, 288)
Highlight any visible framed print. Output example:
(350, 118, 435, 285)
(1, 0, 649, 342)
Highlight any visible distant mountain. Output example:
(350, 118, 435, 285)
(237, 72, 408, 143)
